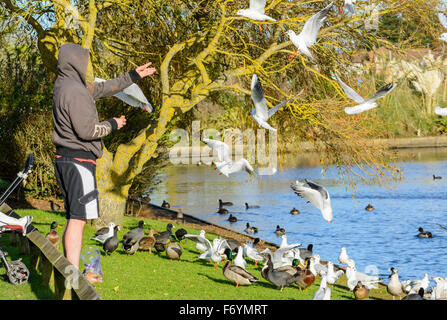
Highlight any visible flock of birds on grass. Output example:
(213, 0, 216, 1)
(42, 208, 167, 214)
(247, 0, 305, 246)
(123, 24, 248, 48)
(37, 195, 445, 300)
(76, 0, 447, 300)
(40, 211, 445, 300)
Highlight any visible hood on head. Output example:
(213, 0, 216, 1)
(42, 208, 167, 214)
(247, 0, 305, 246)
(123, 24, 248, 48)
(57, 43, 90, 84)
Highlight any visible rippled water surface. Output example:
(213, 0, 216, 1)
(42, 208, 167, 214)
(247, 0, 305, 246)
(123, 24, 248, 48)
(149, 148, 447, 284)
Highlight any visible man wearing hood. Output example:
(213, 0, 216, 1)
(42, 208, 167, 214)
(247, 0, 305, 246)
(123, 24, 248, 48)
(52, 42, 155, 268)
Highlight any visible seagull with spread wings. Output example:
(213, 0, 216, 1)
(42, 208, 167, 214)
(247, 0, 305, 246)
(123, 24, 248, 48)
(184, 233, 231, 266)
(333, 75, 397, 115)
(291, 179, 333, 223)
(202, 138, 254, 177)
(237, 0, 276, 32)
(285, 2, 334, 62)
(250, 74, 303, 132)
(95, 77, 153, 112)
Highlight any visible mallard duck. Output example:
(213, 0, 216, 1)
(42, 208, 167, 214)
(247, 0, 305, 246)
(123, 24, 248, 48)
(222, 249, 259, 288)
(217, 206, 229, 214)
(296, 258, 315, 292)
(228, 214, 237, 223)
(387, 267, 406, 300)
(103, 225, 120, 255)
(402, 288, 425, 300)
(260, 252, 301, 291)
(290, 207, 300, 215)
(219, 199, 233, 207)
(166, 240, 183, 260)
(46, 221, 62, 247)
(162, 200, 170, 208)
(365, 204, 374, 211)
(275, 225, 286, 236)
(122, 220, 145, 255)
(245, 203, 260, 209)
(139, 229, 159, 254)
(354, 281, 370, 299)
(91, 222, 115, 244)
(244, 223, 258, 234)
(417, 227, 433, 238)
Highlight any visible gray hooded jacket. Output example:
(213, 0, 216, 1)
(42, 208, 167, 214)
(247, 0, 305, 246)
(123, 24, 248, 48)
(52, 43, 141, 160)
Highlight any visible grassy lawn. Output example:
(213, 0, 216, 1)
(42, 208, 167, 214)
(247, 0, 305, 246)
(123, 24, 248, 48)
(0, 209, 393, 300)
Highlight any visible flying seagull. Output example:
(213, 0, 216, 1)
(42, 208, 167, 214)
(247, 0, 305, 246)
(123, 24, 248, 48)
(202, 138, 254, 177)
(250, 74, 303, 132)
(438, 12, 447, 43)
(236, 0, 276, 32)
(285, 2, 334, 62)
(94, 77, 153, 112)
(333, 75, 397, 115)
(291, 179, 333, 223)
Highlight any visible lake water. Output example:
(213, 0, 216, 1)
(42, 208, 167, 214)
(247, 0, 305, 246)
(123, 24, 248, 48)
(149, 147, 447, 285)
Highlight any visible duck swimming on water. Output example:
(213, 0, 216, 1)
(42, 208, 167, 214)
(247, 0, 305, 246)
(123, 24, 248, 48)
(245, 203, 260, 209)
(217, 206, 229, 214)
(219, 199, 233, 207)
(417, 227, 433, 238)
(245, 223, 258, 234)
(275, 225, 286, 236)
(228, 214, 237, 223)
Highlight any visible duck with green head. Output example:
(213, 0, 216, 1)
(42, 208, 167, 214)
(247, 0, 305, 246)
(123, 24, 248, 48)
(46, 221, 63, 247)
(222, 248, 258, 288)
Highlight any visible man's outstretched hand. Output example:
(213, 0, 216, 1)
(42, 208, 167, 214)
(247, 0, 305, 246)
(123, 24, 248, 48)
(136, 62, 156, 79)
(114, 116, 127, 130)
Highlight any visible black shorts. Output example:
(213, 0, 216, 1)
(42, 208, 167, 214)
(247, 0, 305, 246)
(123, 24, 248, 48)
(54, 156, 99, 220)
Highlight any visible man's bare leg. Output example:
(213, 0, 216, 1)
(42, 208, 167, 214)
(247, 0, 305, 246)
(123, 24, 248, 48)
(63, 218, 86, 269)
